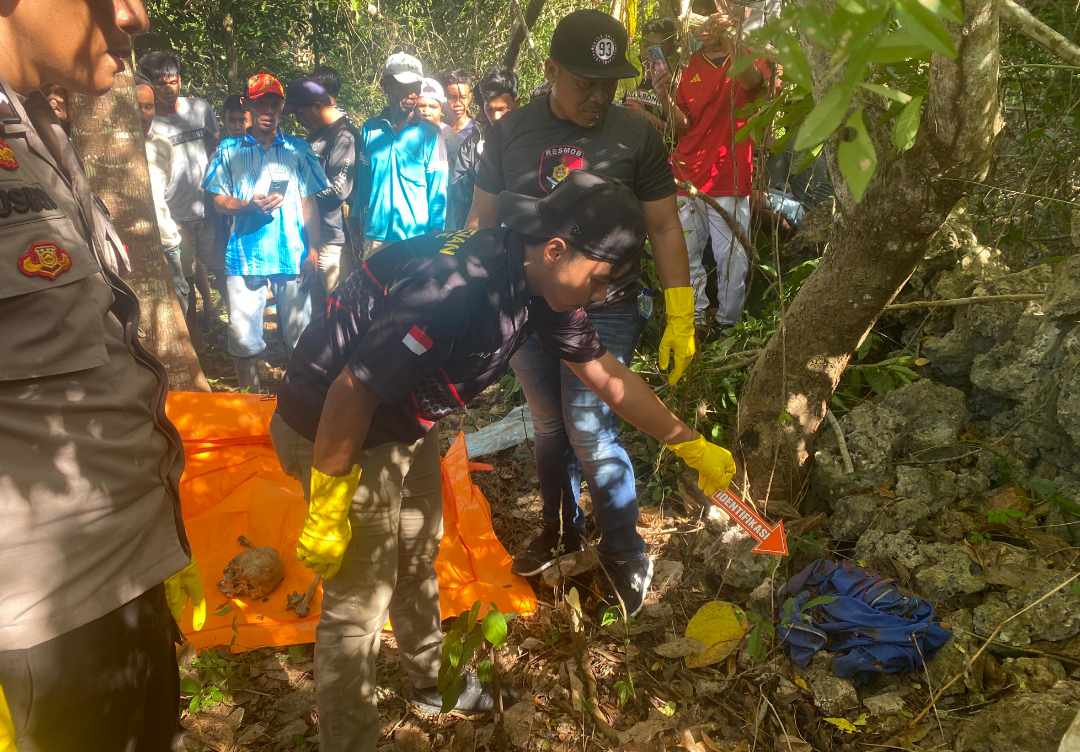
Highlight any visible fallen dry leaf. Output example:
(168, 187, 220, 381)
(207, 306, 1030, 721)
(684, 602, 748, 669)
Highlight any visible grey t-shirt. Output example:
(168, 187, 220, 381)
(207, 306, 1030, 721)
(476, 95, 676, 310)
(153, 97, 218, 222)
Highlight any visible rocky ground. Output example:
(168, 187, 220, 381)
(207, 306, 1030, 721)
(180, 225, 1080, 751)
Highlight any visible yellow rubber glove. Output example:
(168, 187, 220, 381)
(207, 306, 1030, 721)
(667, 434, 737, 496)
(164, 557, 206, 631)
(297, 466, 362, 580)
(658, 287, 697, 386)
(0, 684, 18, 752)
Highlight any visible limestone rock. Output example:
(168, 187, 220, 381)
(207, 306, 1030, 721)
(813, 402, 908, 502)
(880, 379, 969, 457)
(831, 495, 932, 541)
(830, 495, 880, 541)
(913, 546, 988, 609)
(703, 524, 774, 589)
(955, 681, 1080, 752)
(1044, 255, 1080, 321)
(855, 530, 926, 571)
(863, 692, 906, 716)
(1003, 657, 1068, 692)
(811, 676, 859, 716)
(895, 466, 958, 512)
(973, 573, 1080, 646)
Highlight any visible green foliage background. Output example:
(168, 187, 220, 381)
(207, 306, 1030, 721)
(136, 0, 633, 121)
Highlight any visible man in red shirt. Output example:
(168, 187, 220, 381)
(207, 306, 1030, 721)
(655, 8, 769, 331)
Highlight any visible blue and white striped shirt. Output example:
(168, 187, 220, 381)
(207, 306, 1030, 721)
(203, 129, 329, 276)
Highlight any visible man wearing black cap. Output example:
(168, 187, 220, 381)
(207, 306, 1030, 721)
(272, 171, 735, 751)
(465, 9, 698, 616)
(285, 76, 361, 301)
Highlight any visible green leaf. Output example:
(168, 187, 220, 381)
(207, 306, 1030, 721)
(1027, 476, 1058, 496)
(288, 645, 307, 664)
(442, 628, 462, 659)
(481, 609, 508, 649)
(477, 659, 494, 683)
(214, 602, 234, 616)
(461, 628, 484, 667)
(891, 95, 924, 152)
(860, 82, 912, 103)
(869, 30, 932, 63)
(601, 606, 623, 626)
(774, 30, 814, 90)
(794, 86, 855, 151)
(437, 656, 462, 693)
(179, 677, 201, 695)
(1006, 508, 1025, 518)
(1069, 583, 1080, 595)
(210, 687, 223, 702)
(913, 0, 963, 24)
(292, 733, 307, 747)
(748, 625, 764, 660)
(896, 0, 958, 58)
(468, 600, 482, 633)
(837, 107, 877, 202)
(448, 639, 464, 668)
(441, 673, 464, 713)
(803, 595, 839, 610)
(188, 695, 200, 715)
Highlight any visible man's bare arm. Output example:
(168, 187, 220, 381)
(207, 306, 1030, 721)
(641, 194, 692, 291)
(464, 186, 499, 230)
(566, 353, 695, 444)
(313, 368, 381, 476)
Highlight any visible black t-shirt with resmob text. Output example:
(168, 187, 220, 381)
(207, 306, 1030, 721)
(277, 228, 607, 447)
(475, 94, 676, 311)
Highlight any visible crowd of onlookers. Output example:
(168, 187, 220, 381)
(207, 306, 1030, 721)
(51, 2, 832, 390)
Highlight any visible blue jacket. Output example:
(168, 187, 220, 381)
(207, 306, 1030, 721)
(354, 109, 448, 242)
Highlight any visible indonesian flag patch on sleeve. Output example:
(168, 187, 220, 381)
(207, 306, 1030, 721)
(402, 324, 433, 355)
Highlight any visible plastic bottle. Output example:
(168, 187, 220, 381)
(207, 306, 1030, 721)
(637, 287, 654, 319)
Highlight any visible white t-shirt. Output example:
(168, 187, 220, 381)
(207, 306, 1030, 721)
(145, 130, 182, 250)
(152, 96, 218, 222)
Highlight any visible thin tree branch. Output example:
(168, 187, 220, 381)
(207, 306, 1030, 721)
(1000, 0, 1080, 68)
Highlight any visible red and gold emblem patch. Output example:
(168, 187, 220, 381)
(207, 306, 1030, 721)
(538, 144, 584, 193)
(0, 137, 17, 170)
(18, 241, 72, 280)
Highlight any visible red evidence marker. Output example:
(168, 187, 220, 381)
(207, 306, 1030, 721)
(709, 488, 788, 556)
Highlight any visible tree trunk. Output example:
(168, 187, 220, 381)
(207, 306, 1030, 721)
(223, 0, 239, 95)
(733, 0, 1002, 508)
(503, 0, 547, 69)
(67, 67, 210, 392)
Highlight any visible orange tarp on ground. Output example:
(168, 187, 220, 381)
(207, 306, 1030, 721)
(165, 392, 536, 651)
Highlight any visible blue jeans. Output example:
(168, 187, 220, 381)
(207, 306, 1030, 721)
(510, 306, 646, 561)
(226, 274, 312, 358)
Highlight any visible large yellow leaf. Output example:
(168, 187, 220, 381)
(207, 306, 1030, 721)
(683, 601, 748, 669)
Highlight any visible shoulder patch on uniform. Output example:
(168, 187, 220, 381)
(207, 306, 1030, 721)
(403, 324, 433, 355)
(18, 241, 72, 280)
(0, 137, 18, 170)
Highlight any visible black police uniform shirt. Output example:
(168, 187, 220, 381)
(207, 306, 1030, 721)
(277, 227, 607, 447)
(306, 116, 361, 246)
(475, 94, 676, 311)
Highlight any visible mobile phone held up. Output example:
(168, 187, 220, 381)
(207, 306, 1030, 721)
(647, 45, 670, 79)
(268, 178, 290, 197)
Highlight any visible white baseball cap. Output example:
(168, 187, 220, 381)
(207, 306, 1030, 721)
(383, 52, 423, 84)
(419, 78, 446, 103)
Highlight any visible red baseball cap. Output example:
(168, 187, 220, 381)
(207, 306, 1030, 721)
(246, 73, 285, 99)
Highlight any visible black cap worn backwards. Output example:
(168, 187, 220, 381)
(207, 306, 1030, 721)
(498, 170, 646, 266)
(549, 9, 640, 80)
(282, 77, 330, 116)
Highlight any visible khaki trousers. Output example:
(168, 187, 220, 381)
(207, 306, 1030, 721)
(269, 414, 444, 752)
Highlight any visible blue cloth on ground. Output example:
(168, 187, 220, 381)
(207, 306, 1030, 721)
(778, 559, 952, 680)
